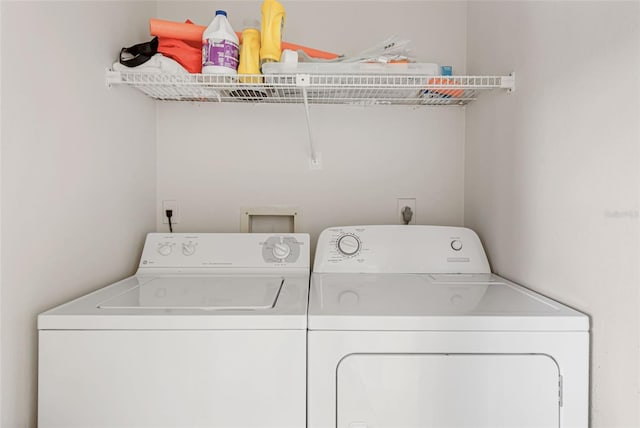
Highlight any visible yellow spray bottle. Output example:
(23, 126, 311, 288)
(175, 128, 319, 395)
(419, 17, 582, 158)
(260, 0, 286, 66)
(238, 19, 261, 83)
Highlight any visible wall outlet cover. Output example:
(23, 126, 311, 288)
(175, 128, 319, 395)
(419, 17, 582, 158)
(397, 198, 416, 225)
(162, 200, 179, 224)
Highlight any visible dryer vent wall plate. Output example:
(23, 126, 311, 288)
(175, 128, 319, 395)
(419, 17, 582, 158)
(241, 207, 301, 233)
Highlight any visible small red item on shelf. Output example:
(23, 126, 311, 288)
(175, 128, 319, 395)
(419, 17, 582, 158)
(427, 77, 465, 98)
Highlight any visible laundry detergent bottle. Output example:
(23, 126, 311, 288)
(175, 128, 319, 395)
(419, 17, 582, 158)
(260, 0, 286, 66)
(238, 19, 261, 83)
(202, 10, 239, 75)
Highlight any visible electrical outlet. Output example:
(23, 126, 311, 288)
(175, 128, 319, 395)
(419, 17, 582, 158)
(397, 198, 416, 225)
(162, 200, 179, 224)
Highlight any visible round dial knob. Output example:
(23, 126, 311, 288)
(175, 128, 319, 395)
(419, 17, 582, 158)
(182, 242, 196, 256)
(272, 242, 291, 259)
(157, 243, 173, 256)
(451, 239, 463, 251)
(337, 235, 361, 256)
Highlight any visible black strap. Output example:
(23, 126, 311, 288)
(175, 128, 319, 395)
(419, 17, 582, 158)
(119, 37, 159, 68)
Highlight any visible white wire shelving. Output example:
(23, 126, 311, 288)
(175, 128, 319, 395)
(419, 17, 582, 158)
(105, 69, 514, 168)
(105, 70, 515, 106)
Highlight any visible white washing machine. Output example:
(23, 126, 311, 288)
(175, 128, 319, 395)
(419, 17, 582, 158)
(308, 225, 589, 428)
(38, 233, 309, 428)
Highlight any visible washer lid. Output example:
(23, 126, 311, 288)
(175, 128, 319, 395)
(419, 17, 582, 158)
(97, 277, 284, 310)
(308, 273, 589, 331)
(38, 274, 309, 330)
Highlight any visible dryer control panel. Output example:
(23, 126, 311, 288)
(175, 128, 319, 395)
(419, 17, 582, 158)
(313, 226, 490, 274)
(138, 233, 309, 270)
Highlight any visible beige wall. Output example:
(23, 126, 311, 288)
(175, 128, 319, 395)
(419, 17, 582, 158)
(0, 2, 157, 427)
(465, 2, 640, 427)
(155, 1, 469, 247)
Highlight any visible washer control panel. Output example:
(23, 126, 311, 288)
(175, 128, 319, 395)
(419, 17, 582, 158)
(313, 226, 490, 274)
(261, 235, 302, 263)
(139, 233, 309, 269)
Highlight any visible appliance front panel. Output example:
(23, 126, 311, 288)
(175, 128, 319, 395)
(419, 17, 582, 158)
(337, 354, 559, 428)
(39, 329, 306, 428)
(307, 330, 589, 428)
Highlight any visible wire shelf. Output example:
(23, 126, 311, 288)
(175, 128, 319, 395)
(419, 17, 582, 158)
(106, 70, 515, 106)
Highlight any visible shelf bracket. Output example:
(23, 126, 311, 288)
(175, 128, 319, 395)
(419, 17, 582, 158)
(105, 69, 122, 88)
(297, 74, 321, 170)
(501, 72, 516, 93)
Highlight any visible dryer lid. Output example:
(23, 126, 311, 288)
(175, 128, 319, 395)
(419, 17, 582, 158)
(308, 273, 589, 331)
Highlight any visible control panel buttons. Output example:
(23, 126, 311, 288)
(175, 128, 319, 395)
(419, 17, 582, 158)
(450, 239, 463, 251)
(182, 242, 196, 256)
(337, 234, 361, 256)
(157, 243, 173, 256)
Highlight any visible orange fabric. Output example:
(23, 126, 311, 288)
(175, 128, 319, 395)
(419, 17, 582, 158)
(149, 18, 339, 60)
(158, 37, 202, 73)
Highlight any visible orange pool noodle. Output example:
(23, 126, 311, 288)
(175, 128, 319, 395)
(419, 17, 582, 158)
(149, 18, 339, 60)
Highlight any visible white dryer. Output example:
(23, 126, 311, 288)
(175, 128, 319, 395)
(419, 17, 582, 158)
(38, 233, 309, 428)
(308, 225, 589, 428)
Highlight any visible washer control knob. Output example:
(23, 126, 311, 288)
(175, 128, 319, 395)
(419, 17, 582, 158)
(182, 242, 196, 256)
(157, 243, 173, 256)
(451, 239, 463, 251)
(272, 242, 291, 259)
(337, 235, 361, 256)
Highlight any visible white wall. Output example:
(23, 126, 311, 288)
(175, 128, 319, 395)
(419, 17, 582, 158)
(0, 0, 3, 421)
(155, 1, 469, 246)
(2, 1, 636, 426)
(0, 1, 4, 423)
(0, 2, 157, 427)
(465, 2, 640, 427)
